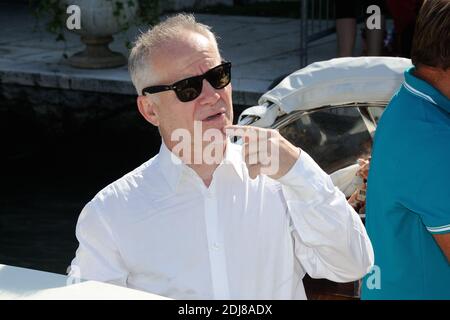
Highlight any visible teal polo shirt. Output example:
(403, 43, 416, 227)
(361, 67, 450, 300)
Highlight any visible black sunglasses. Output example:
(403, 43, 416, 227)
(142, 62, 231, 102)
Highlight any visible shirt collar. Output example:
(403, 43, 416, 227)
(158, 138, 244, 192)
(157, 141, 184, 192)
(404, 67, 450, 114)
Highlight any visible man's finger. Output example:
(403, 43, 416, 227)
(243, 144, 259, 166)
(247, 164, 261, 180)
(225, 125, 261, 138)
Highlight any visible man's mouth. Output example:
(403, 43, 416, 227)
(203, 111, 226, 121)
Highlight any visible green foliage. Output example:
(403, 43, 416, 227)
(29, 0, 159, 43)
(30, 0, 67, 41)
(138, 0, 159, 26)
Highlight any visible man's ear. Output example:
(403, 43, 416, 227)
(137, 95, 160, 127)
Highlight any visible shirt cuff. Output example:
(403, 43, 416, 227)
(277, 150, 333, 192)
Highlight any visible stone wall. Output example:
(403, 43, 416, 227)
(0, 83, 248, 142)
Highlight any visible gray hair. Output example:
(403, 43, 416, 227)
(128, 13, 220, 95)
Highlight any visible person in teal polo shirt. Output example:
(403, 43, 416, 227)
(361, 0, 450, 300)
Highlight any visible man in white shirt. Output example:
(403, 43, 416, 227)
(69, 13, 374, 299)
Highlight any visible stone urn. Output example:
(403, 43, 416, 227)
(65, 0, 138, 69)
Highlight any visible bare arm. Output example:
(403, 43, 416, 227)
(433, 233, 450, 263)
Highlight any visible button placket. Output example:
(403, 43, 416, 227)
(203, 182, 230, 299)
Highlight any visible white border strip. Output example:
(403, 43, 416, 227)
(403, 82, 437, 105)
(427, 224, 450, 233)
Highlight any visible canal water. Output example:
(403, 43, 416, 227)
(0, 107, 161, 274)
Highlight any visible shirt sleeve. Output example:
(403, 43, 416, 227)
(401, 145, 450, 235)
(278, 150, 374, 282)
(69, 201, 129, 286)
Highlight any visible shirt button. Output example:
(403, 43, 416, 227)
(212, 242, 220, 250)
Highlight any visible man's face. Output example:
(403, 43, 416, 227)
(138, 31, 233, 151)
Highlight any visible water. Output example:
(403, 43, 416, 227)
(0, 110, 161, 274)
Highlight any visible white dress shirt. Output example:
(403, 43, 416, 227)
(70, 140, 374, 299)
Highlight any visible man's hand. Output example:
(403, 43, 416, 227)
(225, 125, 300, 180)
(357, 158, 370, 180)
(348, 157, 370, 214)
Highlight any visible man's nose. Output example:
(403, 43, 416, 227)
(197, 79, 220, 105)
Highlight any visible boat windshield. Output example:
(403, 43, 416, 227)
(278, 106, 384, 174)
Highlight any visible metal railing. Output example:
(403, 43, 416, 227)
(300, 0, 336, 67)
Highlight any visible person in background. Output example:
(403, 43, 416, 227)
(385, 0, 423, 58)
(336, 0, 386, 57)
(362, 0, 450, 299)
